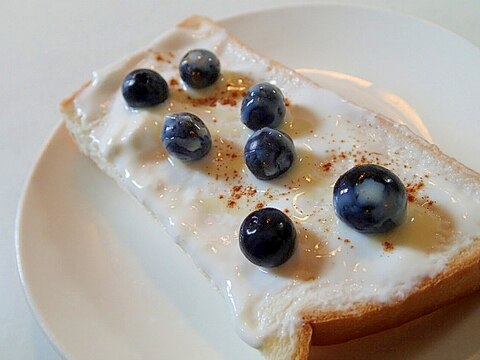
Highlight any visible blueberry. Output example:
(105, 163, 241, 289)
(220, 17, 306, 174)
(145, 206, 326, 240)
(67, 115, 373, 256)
(122, 69, 168, 108)
(239, 208, 296, 268)
(244, 127, 295, 180)
(333, 164, 407, 233)
(179, 49, 220, 89)
(161, 112, 212, 161)
(240, 83, 286, 130)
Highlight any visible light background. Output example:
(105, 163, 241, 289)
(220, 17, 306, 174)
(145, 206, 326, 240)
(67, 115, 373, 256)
(2, 0, 479, 358)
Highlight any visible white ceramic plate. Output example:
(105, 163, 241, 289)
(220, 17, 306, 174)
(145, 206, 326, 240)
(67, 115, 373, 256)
(16, 5, 480, 360)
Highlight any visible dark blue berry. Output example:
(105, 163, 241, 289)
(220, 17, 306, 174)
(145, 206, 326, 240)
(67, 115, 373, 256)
(179, 49, 220, 89)
(244, 127, 295, 180)
(333, 164, 407, 233)
(240, 83, 286, 130)
(161, 112, 212, 161)
(122, 69, 168, 108)
(239, 208, 296, 268)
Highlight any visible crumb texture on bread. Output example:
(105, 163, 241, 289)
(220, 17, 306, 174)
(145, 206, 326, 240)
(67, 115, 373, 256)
(62, 15, 480, 360)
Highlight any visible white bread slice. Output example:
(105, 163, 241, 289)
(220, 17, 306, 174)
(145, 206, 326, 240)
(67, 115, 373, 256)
(61, 16, 480, 360)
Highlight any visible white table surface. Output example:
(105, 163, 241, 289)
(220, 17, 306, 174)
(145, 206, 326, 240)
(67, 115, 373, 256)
(2, 0, 479, 358)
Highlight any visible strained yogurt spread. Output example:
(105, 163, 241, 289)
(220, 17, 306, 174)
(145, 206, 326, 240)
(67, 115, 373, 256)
(73, 20, 479, 347)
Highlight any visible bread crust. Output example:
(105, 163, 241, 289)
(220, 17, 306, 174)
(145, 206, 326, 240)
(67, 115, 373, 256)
(61, 15, 480, 360)
(305, 242, 480, 345)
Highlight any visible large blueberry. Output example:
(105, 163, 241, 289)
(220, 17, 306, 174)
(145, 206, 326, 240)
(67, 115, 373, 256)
(161, 112, 212, 161)
(179, 49, 221, 89)
(122, 69, 168, 108)
(333, 164, 407, 233)
(239, 208, 296, 268)
(244, 127, 295, 180)
(240, 83, 286, 130)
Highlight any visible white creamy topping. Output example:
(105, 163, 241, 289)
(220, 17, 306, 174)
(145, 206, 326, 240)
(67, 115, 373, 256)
(74, 21, 480, 348)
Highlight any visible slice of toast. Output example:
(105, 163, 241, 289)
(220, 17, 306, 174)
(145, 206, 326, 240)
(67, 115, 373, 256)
(61, 16, 480, 360)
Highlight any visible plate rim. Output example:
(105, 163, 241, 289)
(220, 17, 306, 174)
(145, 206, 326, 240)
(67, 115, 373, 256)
(15, 121, 70, 359)
(218, 2, 480, 52)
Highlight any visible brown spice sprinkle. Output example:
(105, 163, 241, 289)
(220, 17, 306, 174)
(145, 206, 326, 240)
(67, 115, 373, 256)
(383, 241, 395, 252)
(220, 98, 237, 106)
(406, 181, 425, 203)
(220, 184, 259, 209)
(153, 51, 172, 64)
(169, 78, 178, 86)
(314, 144, 436, 207)
(322, 145, 402, 170)
(188, 96, 218, 107)
(230, 185, 257, 200)
(179, 78, 252, 108)
(322, 162, 332, 172)
(264, 191, 274, 200)
(206, 139, 243, 182)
